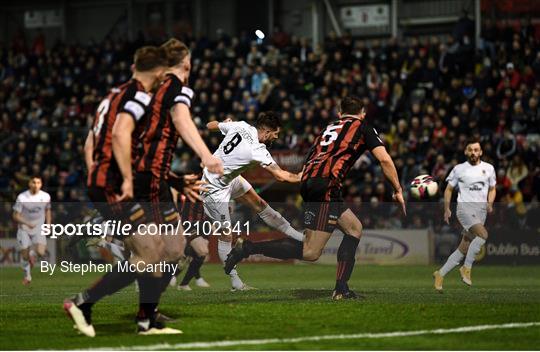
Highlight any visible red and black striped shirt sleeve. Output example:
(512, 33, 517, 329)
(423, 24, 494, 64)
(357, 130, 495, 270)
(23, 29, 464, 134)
(162, 74, 194, 110)
(117, 81, 152, 123)
(361, 123, 385, 151)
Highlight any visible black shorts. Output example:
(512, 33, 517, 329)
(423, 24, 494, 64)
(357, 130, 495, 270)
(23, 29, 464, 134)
(134, 172, 179, 225)
(300, 177, 345, 232)
(87, 185, 146, 235)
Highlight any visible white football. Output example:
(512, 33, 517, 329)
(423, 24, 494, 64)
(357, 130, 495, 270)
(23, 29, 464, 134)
(410, 174, 438, 199)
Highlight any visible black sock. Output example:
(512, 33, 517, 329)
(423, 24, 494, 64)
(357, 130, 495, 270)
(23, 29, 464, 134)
(80, 261, 137, 307)
(335, 234, 360, 291)
(194, 261, 202, 279)
(245, 238, 303, 260)
(184, 244, 196, 257)
(180, 255, 205, 285)
(137, 275, 162, 320)
(159, 262, 180, 293)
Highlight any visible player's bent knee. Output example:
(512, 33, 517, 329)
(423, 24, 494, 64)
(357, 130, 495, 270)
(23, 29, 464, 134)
(162, 245, 184, 262)
(197, 247, 209, 257)
(478, 227, 488, 239)
(338, 210, 363, 238)
(302, 248, 322, 261)
(347, 224, 363, 238)
(471, 228, 488, 240)
(190, 237, 209, 256)
(470, 225, 488, 239)
(458, 241, 470, 253)
(35, 244, 46, 256)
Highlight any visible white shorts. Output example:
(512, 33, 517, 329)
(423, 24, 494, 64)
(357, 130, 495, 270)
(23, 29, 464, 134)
(17, 229, 47, 250)
(201, 175, 252, 224)
(456, 204, 487, 231)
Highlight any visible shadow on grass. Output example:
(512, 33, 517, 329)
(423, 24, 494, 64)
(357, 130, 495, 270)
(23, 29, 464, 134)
(292, 289, 332, 300)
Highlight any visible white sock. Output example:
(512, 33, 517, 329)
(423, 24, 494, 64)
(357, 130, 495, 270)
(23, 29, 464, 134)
(218, 240, 239, 277)
(439, 249, 464, 276)
(258, 205, 304, 241)
(21, 259, 31, 279)
(464, 237, 486, 269)
(230, 273, 244, 289)
(217, 239, 231, 263)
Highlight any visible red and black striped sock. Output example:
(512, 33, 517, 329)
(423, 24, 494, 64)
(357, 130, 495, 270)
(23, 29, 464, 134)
(335, 233, 360, 292)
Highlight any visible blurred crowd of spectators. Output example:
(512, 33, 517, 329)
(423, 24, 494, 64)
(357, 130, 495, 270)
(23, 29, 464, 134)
(1, 21, 539, 237)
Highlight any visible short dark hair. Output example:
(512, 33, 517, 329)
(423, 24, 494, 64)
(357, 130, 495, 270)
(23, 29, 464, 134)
(465, 138, 482, 148)
(133, 46, 168, 72)
(339, 96, 364, 115)
(30, 175, 42, 181)
(255, 111, 282, 130)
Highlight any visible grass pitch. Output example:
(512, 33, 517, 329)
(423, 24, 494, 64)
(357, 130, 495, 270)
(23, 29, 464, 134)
(1, 264, 539, 350)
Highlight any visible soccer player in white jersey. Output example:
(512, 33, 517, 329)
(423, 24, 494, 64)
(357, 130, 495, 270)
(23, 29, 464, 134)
(12, 176, 51, 285)
(202, 112, 303, 291)
(433, 140, 496, 291)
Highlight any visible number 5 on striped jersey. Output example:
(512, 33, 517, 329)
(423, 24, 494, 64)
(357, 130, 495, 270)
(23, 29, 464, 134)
(320, 124, 343, 146)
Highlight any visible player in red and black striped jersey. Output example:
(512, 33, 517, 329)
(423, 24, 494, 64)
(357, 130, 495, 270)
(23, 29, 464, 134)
(225, 96, 406, 300)
(130, 39, 221, 264)
(84, 78, 150, 225)
(86, 79, 148, 189)
(132, 39, 222, 227)
(301, 115, 385, 184)
(84, 46, 165, 223)
(66, 46, 187, 337)
(121, 39, 222, 331)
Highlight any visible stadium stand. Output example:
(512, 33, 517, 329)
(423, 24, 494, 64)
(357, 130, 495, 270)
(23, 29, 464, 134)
(1, 23, 538, 237)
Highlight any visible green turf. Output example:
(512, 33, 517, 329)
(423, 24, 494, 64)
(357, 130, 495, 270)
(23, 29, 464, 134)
(1, 264, 539, 350)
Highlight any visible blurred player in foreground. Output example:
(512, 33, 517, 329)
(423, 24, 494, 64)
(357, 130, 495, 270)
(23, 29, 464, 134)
(433, 140, 496, 291)
(129, 38, 223, 333)
(65, 45, 171, 337)
(13, 175, 51, 285)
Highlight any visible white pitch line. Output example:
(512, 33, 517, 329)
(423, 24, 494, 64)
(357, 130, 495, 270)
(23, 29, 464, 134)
(87, 321, 540, 351)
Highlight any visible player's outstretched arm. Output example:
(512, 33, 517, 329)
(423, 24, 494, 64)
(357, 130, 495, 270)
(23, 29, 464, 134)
(83, 130, 94, 172)
(171, 104, 223, 175)
(111, 113, 136, 201)
(371, 146, 406, 215)
(206, 121, 220, 131)
(207, 118, 232, 132)
(265, 163, 302, 183)
(443, 185, 454, 223)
